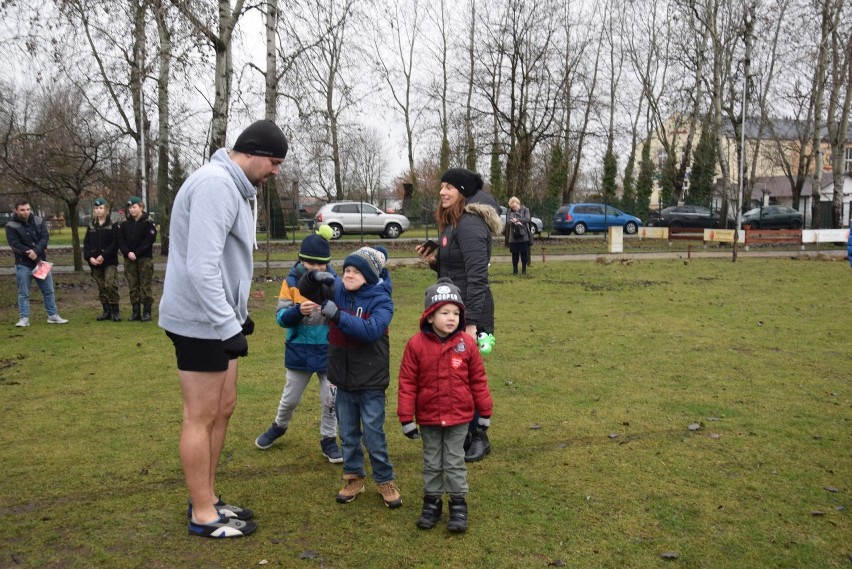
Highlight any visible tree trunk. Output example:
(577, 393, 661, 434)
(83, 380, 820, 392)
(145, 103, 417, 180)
(810, 0, 833, 229)
(262, 0, 286, 239)
(131, 0, 147, 199)
(66, 200, 83, 272)
(154, 0, 173, 255)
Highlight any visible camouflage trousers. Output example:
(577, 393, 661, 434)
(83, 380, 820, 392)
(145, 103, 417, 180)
(90, 264, 120, 304)
(124, 257, 154, 305)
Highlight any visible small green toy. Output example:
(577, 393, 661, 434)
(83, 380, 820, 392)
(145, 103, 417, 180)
(477, 332, 496, 355)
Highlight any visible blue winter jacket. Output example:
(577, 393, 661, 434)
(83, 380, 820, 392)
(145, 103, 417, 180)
(299, 272, 393, 392)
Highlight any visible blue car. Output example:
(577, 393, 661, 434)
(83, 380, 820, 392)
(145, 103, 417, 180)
(553, 203, 642, 235)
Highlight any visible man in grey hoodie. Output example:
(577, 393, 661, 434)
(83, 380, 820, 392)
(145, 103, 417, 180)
(159, 120, 288, 538)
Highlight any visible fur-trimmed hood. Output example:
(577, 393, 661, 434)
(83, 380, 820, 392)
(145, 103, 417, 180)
(464, 202, 503, 236)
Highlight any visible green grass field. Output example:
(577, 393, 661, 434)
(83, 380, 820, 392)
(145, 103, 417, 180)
(1, 257, 849, 568)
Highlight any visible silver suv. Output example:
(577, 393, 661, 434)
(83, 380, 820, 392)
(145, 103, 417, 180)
(314, 201, 411, 240)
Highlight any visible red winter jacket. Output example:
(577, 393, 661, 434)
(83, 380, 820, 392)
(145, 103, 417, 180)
(397, 322, 492, 428)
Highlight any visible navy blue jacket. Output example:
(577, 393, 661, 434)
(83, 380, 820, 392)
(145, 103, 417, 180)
(5, 213, 49, 269)
(299, 272, 393, 392)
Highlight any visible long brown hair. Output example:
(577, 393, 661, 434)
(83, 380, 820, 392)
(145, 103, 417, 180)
(435, 198, 466, 232)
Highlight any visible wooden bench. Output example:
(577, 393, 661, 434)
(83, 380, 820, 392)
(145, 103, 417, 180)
(744, 228, 802, 246)
(668, 226, 706, 242)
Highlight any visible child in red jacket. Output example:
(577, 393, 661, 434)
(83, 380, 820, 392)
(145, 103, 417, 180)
(397, 278, 492, 533)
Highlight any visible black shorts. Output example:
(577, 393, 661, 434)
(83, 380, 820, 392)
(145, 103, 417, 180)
(165, 331, 235, 372)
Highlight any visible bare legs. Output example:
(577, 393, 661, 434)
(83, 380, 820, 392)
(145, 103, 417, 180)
(179, 359, 239, 523)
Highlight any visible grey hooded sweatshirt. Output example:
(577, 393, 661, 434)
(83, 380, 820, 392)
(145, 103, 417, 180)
(159, 148, 257, 340)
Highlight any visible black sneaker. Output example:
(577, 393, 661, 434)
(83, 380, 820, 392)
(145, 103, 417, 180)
(188, 515, 257, 538)
(187, 497, 254, 521)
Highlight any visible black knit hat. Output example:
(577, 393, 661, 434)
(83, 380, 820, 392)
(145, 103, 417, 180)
(233, 120, 289, 159)
(343, 247, 385, 285)
(440, 168, 483, 198)
(299, 233, 331, 263)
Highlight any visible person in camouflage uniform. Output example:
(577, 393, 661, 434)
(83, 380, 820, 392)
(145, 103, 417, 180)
(116, 196, 157, 322)
(83, 197, 121, 321)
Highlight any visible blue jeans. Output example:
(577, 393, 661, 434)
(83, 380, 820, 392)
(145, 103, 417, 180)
(16, 264, 58, 318)
(335, 388, 395, 483)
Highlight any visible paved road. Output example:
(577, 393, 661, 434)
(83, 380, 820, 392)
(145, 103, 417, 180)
(0, 248, 845, 275)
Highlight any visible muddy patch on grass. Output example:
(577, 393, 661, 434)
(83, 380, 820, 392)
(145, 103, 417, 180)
(0, 354, 24, 385)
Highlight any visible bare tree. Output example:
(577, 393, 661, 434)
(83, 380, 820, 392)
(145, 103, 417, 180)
(559, 2, 600, 204)
(825, 7, 851, 227)
(349, 126, 390, 205)
(480, 0, 561, 202)
(152, 0, 174, 252)
(283, 0, 361, 201)
(372, 0, 423, 214)
(171, 0, 245, 156)
(807, 0, 840, 228)
(0, 85, 115, 270)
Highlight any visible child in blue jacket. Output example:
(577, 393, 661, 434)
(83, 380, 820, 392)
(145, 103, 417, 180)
(299, 246, 400, 508)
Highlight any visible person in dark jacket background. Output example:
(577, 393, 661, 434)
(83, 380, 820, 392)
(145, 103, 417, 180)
(415, 168, 501, 462)
(83, 197, 121, 321)
(5, 199, 68, 327)
(117, 196, 157, 322)
(299, 246, 401, 509)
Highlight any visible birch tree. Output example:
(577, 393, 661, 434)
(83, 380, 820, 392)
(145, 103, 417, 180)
(825, 4, 851, 227)
(171, 0, 245, 156)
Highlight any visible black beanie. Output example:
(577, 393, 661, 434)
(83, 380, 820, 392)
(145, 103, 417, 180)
(299, 233, 331, 263)
(440, 168, 482, 198)
(233, 120, 289, 159)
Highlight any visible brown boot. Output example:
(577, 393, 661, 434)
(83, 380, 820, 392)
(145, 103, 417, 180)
(377, 480, 402, 509)
(336, 474, 365, 504)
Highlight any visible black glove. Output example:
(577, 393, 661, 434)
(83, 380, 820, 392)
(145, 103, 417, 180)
(309, 271, 336, 285)
(241, 315, 254, 336)
(222, 332, 248, 357)
(477, 415, 491, 431)
(401, 422, 420, 439)
(321, 300, 340, 323)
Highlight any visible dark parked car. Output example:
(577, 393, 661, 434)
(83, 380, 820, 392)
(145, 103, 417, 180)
(552, 203, 642, 235)
(742, 205, 803, 230)
(646, 205, 732, 228)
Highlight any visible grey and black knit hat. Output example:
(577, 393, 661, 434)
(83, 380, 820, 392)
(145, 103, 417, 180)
(424, 278, 464, 311)
(343, 247, 385, 285)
